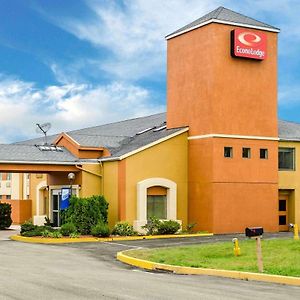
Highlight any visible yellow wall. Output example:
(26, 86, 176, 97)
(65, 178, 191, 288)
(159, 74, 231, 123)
(79, 164, 102, 197)
(102, 161, 119, 228)
(124, 132, 188, 228)
(278, 141, 300, 225)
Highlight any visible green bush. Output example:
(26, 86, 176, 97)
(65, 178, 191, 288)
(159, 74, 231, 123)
(112, 221, 136, 236)
(157, 220, 181, 235)
(91, 223, 110, 237)
(20, 220, 37, 235)
(69, 232, 80, 238)
(141, 216, 161, 235)
(61, 195, 109, 235)
(60, 223, 76, 236)
(49, 231, 62, 238)
(0, 203, 12, 229)
(20, 222, 55, 237)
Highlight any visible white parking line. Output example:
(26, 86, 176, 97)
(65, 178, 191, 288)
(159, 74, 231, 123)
(104, 242, 144, 249)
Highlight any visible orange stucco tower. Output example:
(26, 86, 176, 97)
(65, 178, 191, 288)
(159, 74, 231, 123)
(166, 7, 280, 233)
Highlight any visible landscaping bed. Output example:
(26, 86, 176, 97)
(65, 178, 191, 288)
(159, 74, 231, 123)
(125, 238, 300, 277)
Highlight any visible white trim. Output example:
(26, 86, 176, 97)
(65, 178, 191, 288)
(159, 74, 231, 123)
(188, 133, 279, 141)
(166, 18, 280, 40)
(134, 178, 177, 233)
(279, 138, 300, 142)
(60, 132, 80, 146)
(100, 128, 189, 162)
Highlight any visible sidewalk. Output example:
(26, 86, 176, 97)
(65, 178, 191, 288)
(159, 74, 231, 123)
(0, 225, 20, 240)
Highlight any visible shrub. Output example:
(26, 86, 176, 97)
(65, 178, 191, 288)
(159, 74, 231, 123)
(0, 203, 12, 229)
(22, 230, 42, 237)
(157, 220, 181, 235)
(69, 232, 80, 238)
(141, 216, 161, 235)
(61, 195, 109, 235)
(49, 231, 62, 238)
(20, 220, 37, 235)
(112, 221, 136, 236)
(91, 223, 110, 237)
(41, 230, 51, 237)
(60, 223, 76, 236)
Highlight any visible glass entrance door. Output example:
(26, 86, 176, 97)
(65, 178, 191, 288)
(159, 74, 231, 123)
(52, 190, 61, 227)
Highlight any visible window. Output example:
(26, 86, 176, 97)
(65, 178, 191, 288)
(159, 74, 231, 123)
(260, 148, 268, 159)
(147, 195, 167, 219)
(0, 173, 2, 180)
(279, 148, 295, 170)
(6, 173, 11, 180)
(224, 147, 233, 158)
(279, 215, 286, 225)
(242, 148, 251, 158)
(6, 195, 11, 200)
(279, 200, 286, 211)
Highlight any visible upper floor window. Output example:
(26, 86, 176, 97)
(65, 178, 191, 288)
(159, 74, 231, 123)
(260, 148, 268, 159)
(279, 148, 295, 170)
(242, 148, 251, 158)
(224, 147, 233, 158)
(6, 173, 12, 180)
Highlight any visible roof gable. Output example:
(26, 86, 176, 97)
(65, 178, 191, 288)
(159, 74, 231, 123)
(166, 6, 280, 39)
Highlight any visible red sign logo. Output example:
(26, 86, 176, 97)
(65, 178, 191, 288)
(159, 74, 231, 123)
(231, 29, 267, 60)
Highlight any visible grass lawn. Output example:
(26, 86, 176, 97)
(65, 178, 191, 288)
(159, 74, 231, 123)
(126, 238, 300, 277)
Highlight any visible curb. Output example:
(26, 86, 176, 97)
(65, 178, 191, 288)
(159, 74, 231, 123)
(117, 250, 300, 287)
(10, 233, 213, 244)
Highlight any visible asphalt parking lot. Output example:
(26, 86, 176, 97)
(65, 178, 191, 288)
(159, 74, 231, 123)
(0, 231, 299, 300)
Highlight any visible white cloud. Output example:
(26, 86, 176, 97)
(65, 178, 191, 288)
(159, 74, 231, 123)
(47, 0, 219, 80)
(0, 76, 164, 143)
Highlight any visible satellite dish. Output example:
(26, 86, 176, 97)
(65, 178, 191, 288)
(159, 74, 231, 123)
(36, 123, 51, 145)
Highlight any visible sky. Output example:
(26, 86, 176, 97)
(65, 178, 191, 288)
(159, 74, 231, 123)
(0, 0, 299, 143)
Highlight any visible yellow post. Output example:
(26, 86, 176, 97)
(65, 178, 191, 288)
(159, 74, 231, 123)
(294, 224, 299, 240)
(232, 238, 241, 256)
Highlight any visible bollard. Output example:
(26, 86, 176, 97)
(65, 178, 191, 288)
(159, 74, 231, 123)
(294, 224, 299, 240)
(232, 238, 241, 256)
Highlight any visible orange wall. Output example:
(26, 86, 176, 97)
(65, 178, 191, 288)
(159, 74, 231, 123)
(167, 23, 279, 233)
(2, 200, 32, 224)
(167, 23, 278, 137)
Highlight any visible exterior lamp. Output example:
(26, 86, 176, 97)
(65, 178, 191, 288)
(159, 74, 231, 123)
(67, 172, 75, 196)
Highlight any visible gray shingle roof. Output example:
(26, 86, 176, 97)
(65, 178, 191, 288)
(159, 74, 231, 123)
(166, 6, 280, 39)
(279, 120, 300, 141)
(8, 113, 187, 163)
(0, 144, 78, 163)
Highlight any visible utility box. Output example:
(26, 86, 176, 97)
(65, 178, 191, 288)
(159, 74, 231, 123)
(245, 227, 264, 238)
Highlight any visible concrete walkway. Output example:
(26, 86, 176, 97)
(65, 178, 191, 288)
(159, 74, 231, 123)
(0, 225, 20, 240)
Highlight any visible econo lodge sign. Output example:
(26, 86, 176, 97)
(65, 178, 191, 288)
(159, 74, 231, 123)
(231, 29, 267, 60)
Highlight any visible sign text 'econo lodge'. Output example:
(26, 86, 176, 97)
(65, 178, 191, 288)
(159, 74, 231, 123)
(231, 28, 267, 60)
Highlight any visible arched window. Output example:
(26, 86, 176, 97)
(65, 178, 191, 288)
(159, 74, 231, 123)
(134, 178, 178, 232)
